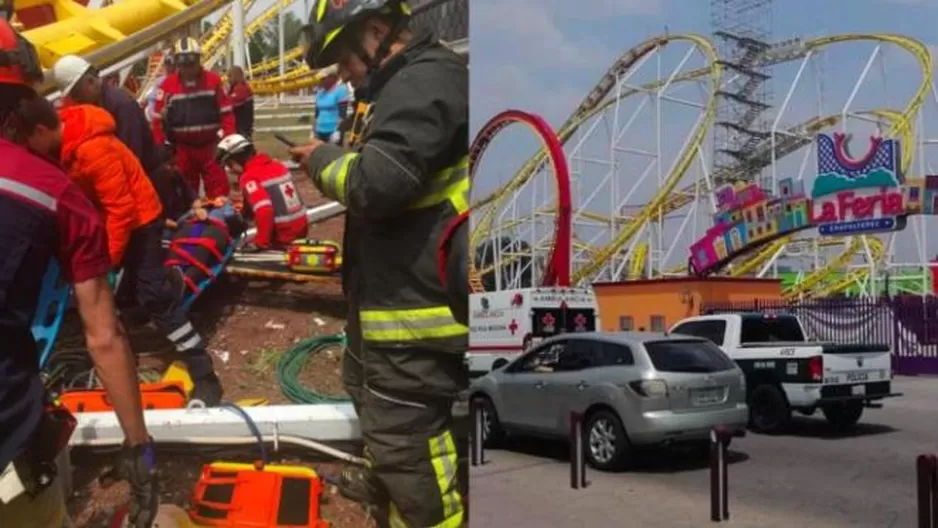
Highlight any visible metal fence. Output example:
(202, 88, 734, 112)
(411, 0, 468, 44)
(703, 296, 938, 375)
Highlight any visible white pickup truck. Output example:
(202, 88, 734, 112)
(669, 313, 899, 433)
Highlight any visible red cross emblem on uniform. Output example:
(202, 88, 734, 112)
(283, 183, 295, 199)
(574, 313, 587, 331)
(508, 319, 518, 335)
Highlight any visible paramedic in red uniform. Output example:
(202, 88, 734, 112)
(152, 37, 234, 200)
(227, 65, 255, 139)
(0, 18, 158, 527)
(216, 134, 307, 249)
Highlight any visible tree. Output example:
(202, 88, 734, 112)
(250, 12, 305, 62)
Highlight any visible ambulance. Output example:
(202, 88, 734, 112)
(467, 287, 600, 376)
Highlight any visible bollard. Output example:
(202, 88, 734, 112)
(710, 426, 733, 522)
(569, 412, 587, 489)
(918, 453, 938, 528)
(469, 397, 485, 467)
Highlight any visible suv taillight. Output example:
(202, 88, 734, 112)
(807, 356, 823, 382)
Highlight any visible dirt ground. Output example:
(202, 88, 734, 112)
(61, 166, 373, 526)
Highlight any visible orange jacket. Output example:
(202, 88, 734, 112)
(59, 104, 163, 266)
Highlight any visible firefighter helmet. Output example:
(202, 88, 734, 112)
(303, 0, 411, 70)
(216, 134, 253, 164)
(173, 37, 201, 66)
(0, 17, 43, 88)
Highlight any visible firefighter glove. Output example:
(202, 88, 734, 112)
(120, 441, 160, 528)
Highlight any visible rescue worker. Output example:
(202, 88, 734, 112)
(153, 37, 235, 200)
(216, 134, 308, 250)
(52, 54, 178, 213)
(57, 101, 223, 405)
(227, 65, 255, 139)
(291, 0, 469, 525)
(0, 19, 158, 527)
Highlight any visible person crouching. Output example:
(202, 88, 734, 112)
(216, 134, 308, 251)
(57, 102, 224, 405)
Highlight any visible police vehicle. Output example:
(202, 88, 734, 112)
(669, 313, 898, 433)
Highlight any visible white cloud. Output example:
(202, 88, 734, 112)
(471, 0, 663, 130)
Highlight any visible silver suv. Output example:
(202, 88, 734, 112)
(470, 332, 748, 470)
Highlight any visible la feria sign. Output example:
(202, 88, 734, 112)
(687, 133, 938, 276)
(810, 133, 907, 235)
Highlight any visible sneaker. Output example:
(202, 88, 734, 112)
(190, 373, 223, 407)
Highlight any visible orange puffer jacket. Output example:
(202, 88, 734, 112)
(59, 104, 163, 266)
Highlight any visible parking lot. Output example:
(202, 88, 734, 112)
(469, 376, 936, 527)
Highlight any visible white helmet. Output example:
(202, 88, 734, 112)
(216, 134, 253, 164)
(52, 55, 94, 96)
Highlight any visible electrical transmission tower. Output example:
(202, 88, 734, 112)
(711, 0, 774, 188)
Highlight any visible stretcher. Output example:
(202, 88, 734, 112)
(227, 239, 342, 283)
(165, 203, 243, 311)
(32, 260, 72, 369)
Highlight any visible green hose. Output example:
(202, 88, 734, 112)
(276, 333, 352, 403)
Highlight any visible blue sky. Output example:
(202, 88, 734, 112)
(470, 0, 938, 131)
(469, 0, 938, 276)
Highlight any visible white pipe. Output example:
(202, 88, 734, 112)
(255, 125, 314, 133)
(231, 0, 246, 68)
(242, 201, 346, 243)
(78, 434, 367, 466)
(70, 403, 362, 457)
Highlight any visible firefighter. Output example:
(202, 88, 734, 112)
(152, 37, 235, 200)
(216, 134, 308, 250)
(227, 65, 255, 139)
(0, 19, 157, 527)
(291, 0, 469, 525)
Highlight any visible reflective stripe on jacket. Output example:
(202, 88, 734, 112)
(152, 69, 235, 146)
(239, 153, 307, 248)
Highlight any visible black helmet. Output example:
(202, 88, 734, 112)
(303, 0, 411, 70)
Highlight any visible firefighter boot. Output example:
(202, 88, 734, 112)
(190, 372, 223, 407)
(336, 465, 390, 527)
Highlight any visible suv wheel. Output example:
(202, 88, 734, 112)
(584, 409, 631, 471)
(474, 396, 505, 448)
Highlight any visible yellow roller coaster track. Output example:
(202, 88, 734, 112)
(249, 44, 303, 76)
(472, 33, 932, 298)
(200, 0, 260, 62)
(24, 0, 229, 96)
(22, 0, 225, 70)
(206, 0, 291, 68)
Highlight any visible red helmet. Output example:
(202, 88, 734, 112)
(0, 18, 43, 88)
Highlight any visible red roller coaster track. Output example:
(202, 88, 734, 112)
(469, 109, 572, 287)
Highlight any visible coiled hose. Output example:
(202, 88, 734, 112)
(276, 333, 352, 404)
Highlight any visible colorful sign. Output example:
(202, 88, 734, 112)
(812, 133, 904, 235)
(687, 133, 938, 276)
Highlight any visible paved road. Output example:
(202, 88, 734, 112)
(469, 377, 937, 527)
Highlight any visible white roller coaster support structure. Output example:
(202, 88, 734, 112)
(231, 0, 246, 68)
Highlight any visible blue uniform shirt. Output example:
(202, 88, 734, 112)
(315, 83, 350, 135)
